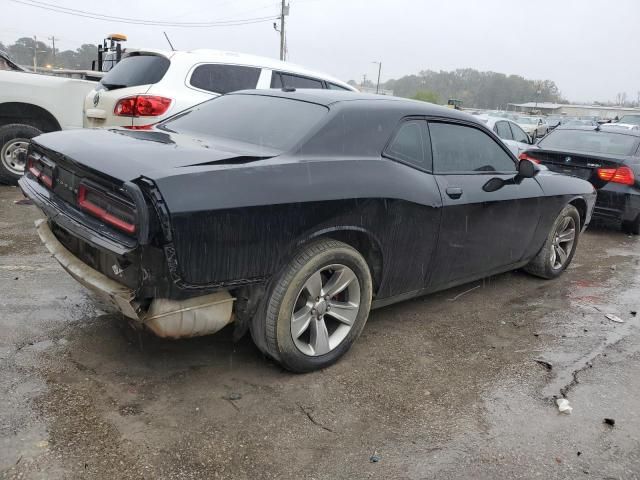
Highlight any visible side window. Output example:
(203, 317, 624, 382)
(279, 73, 324, 89)
(190, 64, 261, 94)
(509, 122, 530, 143)
(430, 122, 516, 173)
(495, 121, 513, 140)
(384, 120, 432, 171)
(328, 82, 350, 91)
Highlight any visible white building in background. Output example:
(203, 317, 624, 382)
(508, 102, 640, 120)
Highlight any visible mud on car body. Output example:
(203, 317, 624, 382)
(20, 90, 596, 372)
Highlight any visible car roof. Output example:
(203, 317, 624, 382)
(230, 89, 482, 123)
(122, 48, 355, 90)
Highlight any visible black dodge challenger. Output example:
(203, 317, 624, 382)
(19, 90, 596, 372)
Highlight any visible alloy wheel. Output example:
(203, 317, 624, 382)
(290, 264, 361, 356)
(550, 216, 576, 270)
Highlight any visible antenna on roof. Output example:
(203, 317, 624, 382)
(163, 32, 176, 51)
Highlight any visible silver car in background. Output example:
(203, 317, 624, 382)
(476, 114, 536, 157)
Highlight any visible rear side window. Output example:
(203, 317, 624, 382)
(495, 121, 513, 140)
(159, 94, 328, 152)
(430, 122, 516, 173)
(100, 55, 170, 90)
(385, 120, 432, 171)
(190, 64, 261, 94)
(271, 72, 324, 89)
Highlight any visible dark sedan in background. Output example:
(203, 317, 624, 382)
(521, 125, 640, 233)
(19, 90, 595, 371)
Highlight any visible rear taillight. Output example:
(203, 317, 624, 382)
(26, 153, 53, 188)
(114, 95, 172, 117)
(77, 183, 137, 234)
(597, 166, 635, 186)
(519, 152, 540, 163)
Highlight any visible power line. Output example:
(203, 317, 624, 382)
(8, 0, 279, 27)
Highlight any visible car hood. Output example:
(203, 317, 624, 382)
(31, 128, 279, 182)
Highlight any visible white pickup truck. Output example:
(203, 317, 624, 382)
(0, 69, 97, 184)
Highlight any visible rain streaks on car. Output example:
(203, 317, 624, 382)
(20, 89, 595, 372)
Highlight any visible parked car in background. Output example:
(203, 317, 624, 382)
(515, 115, 549, 140)
(0, 69, 97, 184)
(617, 115, 640, 125)
(521, 125, 640, 234)
(21, 89, 596, 371)
(545, 115, 563, 130)
(476, 114, 535, 157)
(84, 49, 356, 129)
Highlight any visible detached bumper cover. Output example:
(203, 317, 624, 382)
(34, 218, 235, 338)
(35, 218, 140, 319)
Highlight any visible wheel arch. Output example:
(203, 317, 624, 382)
(0, 102, 61, 132)
(568, 196, 587, 229)
(295, 226, 385, 297)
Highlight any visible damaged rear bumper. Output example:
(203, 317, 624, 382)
(35, 219, 235, 338)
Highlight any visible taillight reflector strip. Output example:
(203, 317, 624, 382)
(597, 166, 635, 185)
(27, 153, 54, 188)
(77, 184, 136, 234)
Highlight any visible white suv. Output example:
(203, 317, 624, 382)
(83, 49, 356, 129)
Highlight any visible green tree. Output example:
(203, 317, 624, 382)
(412, 90, 440, 104)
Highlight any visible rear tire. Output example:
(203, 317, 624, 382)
(525, 205, 581, 279)
(256, 239, 373, 373)
(622, 215, 640, 235)
(0, 124, 42, 185)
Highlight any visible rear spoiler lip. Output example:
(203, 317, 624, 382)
(18, 175, 136, 257)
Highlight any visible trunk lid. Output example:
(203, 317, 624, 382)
(31, 128, 277, 183)
(527, 148, 629, 188)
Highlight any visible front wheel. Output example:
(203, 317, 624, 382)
(257, 239, 373, 372)
(524, 205, 581, 279)
(0, 124, 42, 185)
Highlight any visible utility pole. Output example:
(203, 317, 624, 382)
(48, 36, 56, 65)
(362, 74, 367, 89)
(33, 36, 38, 72)
(372, 61, 382, 94)
(279, 0, 289, 61)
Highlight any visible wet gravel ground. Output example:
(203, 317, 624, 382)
(1, 184, 639, 479)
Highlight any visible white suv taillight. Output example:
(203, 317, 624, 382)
(114, 95, 172, 117)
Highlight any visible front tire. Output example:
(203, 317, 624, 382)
(525, 205, 581, 279)
(0, 124, 42, 185)
(258, 239, 373, 373)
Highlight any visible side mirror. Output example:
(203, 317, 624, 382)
(518, 159, 537, 178)
(482, 177, 505, 192)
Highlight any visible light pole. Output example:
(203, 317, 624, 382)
(372, 61, 382, 94)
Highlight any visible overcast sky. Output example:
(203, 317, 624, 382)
(1, 0, 638, 102)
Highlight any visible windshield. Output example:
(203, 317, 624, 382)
(538, 129, 638, 156)
(619, 115, 640, 125)
(159, 94, 329, 152)
(100, 54, 170, 90)
(517, 116, 536, 123)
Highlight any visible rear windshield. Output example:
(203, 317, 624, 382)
(159, 94, 328, 152)
(538, 129, 638, 156)
(100, 54, 170, 90)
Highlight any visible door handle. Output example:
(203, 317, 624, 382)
(446, 187, 463, 199)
